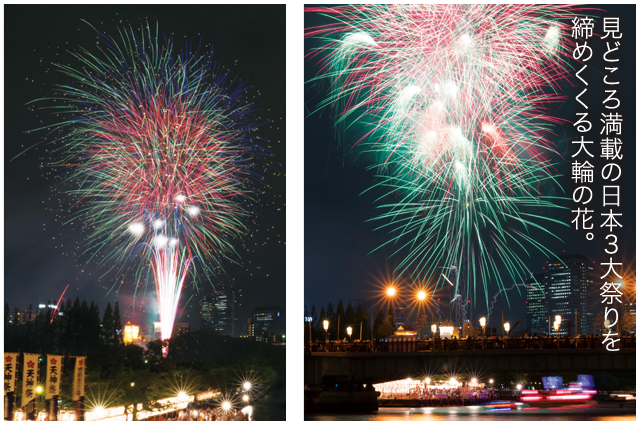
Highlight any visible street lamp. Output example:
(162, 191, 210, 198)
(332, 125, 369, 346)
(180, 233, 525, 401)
(243, 382, 251, 391)
(386, 286, 396, 297)
(323, 320, 329, 341)
(489, 379, 494, 388)
(36, 386, 43, 395)
(242, 395, 249, 403)
(222, 401, 231, 411)
(516, 384, 522, 391)
(471, 378, 477, 386)
(503, 322, 510, 336)
(479, 317, 486, 336)
(417, 290, 427, 301)
(347, 326, 353, 341)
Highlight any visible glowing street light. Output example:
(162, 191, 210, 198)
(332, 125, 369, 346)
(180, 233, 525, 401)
(243, 382, 251, 391)
(386, 286, 397, 297)
(471, 378, 477, 386)
(516, 384, 522, 391)
(347, 326, 353, 341)
(36, 385, 43, 395)
(504, 322, 510, 336)
(425, 377, 431, 385)
(479, 317, 486, 336)
(94, 406, 107, 418)
(417, 290, 427, 301)
(242, 395, 249, 403)
(222, 401, 231, 411)
(489, 379, 494, 388)
(323, 320, 329, 341)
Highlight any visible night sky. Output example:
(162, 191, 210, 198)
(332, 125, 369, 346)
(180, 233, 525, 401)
(304, 5, 636, 329)
(4, 5, 286, 332)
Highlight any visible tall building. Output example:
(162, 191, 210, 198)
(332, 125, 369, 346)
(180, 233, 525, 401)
(526, 272, 548, 335)
(173, 322, 190, 336)
(200, 296, 214, 329)
(212, 285, 239, 337)
(545, 253, 595, 336)
(243, 318, 257, 339)
(253, 306, 280, 335)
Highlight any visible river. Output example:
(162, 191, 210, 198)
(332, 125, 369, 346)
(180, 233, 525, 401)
(305, 404, 636, 421)
(252, 380, 286, 421)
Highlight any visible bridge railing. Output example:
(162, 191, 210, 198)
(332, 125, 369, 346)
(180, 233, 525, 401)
(304, 336, 636, 353)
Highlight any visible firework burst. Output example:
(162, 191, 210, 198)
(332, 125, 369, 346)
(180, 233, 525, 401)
(33, 22, 261, 341)
(307, 5, 578, 313)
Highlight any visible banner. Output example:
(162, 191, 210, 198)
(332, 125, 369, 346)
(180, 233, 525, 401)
(4, 353, 18, 395)
(45, 355, 64, 400)
(71, 357, 86, 401)
(21, 354, 39, 407)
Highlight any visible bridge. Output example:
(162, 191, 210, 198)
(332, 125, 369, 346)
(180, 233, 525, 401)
(304, 337, 636, 385)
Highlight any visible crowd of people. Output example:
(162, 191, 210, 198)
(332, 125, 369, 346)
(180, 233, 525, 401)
(306, 333, 636, 352)
(146, 406, 251, 421)
(379, 386, 499, 406)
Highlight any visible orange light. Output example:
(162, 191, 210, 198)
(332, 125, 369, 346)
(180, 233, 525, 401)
(386, 287, 396, 297)
(417, 290, 426, 301)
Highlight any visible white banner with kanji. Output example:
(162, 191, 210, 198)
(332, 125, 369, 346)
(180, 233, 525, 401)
(4, 352, 18, 395)
(21, 354, 39, 407)
(71, 356, 86, 401)
(45, 355, 64, 400)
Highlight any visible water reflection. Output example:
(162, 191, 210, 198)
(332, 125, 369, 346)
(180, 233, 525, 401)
(306, 405, 636, 421)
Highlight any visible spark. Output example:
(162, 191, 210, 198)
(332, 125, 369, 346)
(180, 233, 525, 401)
(306, 4, 576, 313)
(32, 21, 262, 343)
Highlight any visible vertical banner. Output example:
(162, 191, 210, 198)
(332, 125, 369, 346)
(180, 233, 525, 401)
(4, 353, 18, 395)
(21, 354, 39, 407)
(71, 357, 86, 401)
(45, 355, 64, 400)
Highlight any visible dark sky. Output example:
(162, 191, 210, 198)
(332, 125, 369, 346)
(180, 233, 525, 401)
(304, 5, 636, 329)
(4, 4, 286, 332)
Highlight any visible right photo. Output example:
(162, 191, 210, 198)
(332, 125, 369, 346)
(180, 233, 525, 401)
(304, 4, 636, 420)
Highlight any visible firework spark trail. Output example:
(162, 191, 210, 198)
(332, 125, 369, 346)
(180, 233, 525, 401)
(33, 22, 261, 341)
(306, 5, 577, 314)
(50, 284, 70, 324)
(487, 282, 540, 322)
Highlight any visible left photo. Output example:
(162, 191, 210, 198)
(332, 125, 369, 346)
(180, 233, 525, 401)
(4, 4, 285, 421)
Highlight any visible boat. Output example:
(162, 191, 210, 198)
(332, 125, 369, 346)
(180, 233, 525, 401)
(519, 388, 597, 407)
(480, 400, 519, 411)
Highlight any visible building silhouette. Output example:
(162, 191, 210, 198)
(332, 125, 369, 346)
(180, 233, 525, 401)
(526, 272, 547, 335)
(200, 295, 214, 329)
(213, 285, 239, 337)
(545, 253, 595, 336)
